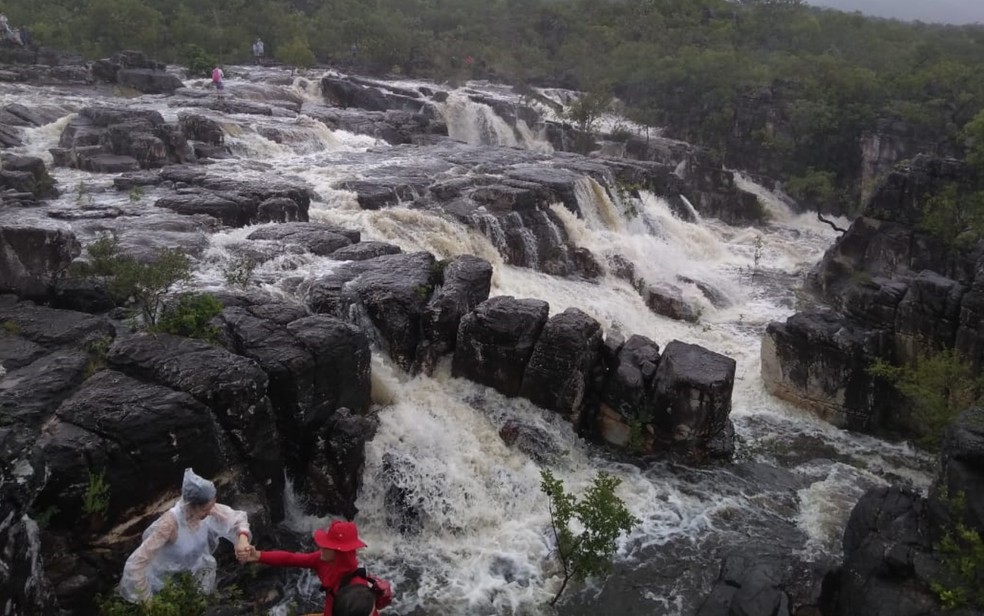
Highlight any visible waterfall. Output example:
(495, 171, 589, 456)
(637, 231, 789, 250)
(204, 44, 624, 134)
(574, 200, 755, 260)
(5, 66, 935, 616)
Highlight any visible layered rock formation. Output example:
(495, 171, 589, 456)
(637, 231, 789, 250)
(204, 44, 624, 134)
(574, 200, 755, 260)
(820, 407, 984, 616)
(762, 155, 984, 438)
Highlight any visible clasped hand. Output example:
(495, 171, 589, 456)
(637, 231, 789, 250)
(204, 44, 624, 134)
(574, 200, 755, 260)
(236, 544, 259, 563)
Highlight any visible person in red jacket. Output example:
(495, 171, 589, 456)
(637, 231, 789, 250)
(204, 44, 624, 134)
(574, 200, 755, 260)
(238, 520, 392, 616)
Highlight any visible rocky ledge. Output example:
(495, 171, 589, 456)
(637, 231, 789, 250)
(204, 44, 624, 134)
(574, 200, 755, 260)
(762, 155, 984, 438)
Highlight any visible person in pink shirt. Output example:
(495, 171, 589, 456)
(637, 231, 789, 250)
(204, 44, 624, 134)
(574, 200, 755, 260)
(239, 520, 392, 616)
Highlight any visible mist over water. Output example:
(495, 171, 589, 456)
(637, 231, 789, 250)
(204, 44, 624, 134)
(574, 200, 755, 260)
(3, 66, 934, 615)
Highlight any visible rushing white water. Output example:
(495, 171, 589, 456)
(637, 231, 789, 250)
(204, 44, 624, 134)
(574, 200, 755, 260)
(1, 66, 934, 615)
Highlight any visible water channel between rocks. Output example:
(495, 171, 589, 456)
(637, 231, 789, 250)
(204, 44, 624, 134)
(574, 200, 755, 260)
(1, 65, 934, 616)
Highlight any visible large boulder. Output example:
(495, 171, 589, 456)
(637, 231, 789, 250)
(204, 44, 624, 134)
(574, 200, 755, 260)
(32, 370, 227, 525)
(519, 307, 603, 422)
(761, 310, 898, 435)
(820, 487, 941, 616)
(106, 333, 285, 520)
(304, 252, 438, 373)
(452, 296, 550, 397)
(0, 226, 81, 299)
(219, 304, 372, 516)
(653, 340, 736, 459)
(248, 222, 357, 255)
(416, 255, 493, 372)
(595, 334, 661, 447)
(116, 68, 183, 94)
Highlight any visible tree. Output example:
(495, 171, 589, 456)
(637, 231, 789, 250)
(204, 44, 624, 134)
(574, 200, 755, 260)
(276, 37, 315, 73)
(540, 470, 638, 606)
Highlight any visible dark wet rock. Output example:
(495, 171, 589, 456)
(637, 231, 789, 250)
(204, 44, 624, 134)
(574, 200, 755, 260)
(653, 340, 736, 460)
(416, 255, 493, 372)
(116, 68, 183, 94)
(330, 241, 402, 261)
(0, 226, 80, 299)
(452, 296, 550, 397)
(55, 107, 192, 171)
(642, 281, 699, 322)
(33, 370, 226, 524)
(79, 153, 141, 173)
(822, 407, 984, 616)
(248, 222, 356, 256)
(322, 77, 434, 116)
(179, 113, 225, 145)
(169, 98, 287, 117)
(938, 407, 984, 535)
(762, 310, 899, 435)
(381, 453, 423, 536)
(1, 154, 57, 198)
(821, 487, 940, 616)
(219, 305, 371, 516)
(596, 335, 661, 447)
(0, 300, 114, 348)
(304, 408, 377, 519)
(894, 271, 965, 364)
(257, 196, 302, 223)
(91, 50, 165, 84)
(498, 419, 562, 463)
(112, 170, 164, 190)
(520, 308, 603, 422)
(304, 252, 438, 372)
(303, 103, 447, 145)
(106, 333, 285, 520)
(696, 553, 791, 616)
(156, 174, 312, 227)
(155, 192, 252, 226)
(337, 177, 432, 210)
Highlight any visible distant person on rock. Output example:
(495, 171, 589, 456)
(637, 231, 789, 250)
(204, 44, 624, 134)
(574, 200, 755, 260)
(350, 43, 358, 58)
(252, 38, 264, 63)
(119, 468, 253, 603)
(211, 65, 224, 98)
(237, 520, 392, 616)
(0, 14, 10, 35)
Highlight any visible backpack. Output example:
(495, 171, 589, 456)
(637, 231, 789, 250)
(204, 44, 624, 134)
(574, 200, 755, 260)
(327, 567, 394, 609)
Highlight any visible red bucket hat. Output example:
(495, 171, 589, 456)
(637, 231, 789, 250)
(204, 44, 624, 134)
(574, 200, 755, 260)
(313, 520, 367, 552)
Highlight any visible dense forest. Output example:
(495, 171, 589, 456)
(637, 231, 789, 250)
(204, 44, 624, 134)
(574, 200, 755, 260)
(6, 0, 984, 212)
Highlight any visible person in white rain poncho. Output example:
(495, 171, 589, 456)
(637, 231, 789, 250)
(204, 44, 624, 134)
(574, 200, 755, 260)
(119, 468, 252, 602)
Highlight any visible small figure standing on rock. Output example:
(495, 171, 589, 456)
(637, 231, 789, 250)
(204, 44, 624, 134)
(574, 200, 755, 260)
(211, 65, 224, 98)
(118, 468, 253, 603)
(252, 38, 264, 64)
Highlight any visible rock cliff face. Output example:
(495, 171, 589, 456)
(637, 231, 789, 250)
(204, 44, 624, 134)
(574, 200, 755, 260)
(821, 407, 984, 616)
(762, 155, 984, 438)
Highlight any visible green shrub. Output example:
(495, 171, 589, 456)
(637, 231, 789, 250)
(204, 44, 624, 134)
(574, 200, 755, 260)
(153, 293, 223, 342)
(931, 491, 984, 610)
(869, 349, 984, 449)
(183, 44, 216, 78)
(919, 184, 984, 249)
(222, 255, 257, 288)
(82, 469, 110, 518)
(98, 571, 238, 616)
(277, 38, 315, 71)
(540, 470, 638, 606)
(76, 236, 194, 327)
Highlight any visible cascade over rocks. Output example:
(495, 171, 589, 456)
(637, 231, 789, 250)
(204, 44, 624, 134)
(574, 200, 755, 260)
(0, 65, 754, 613)
(453, 296, 736, 461)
